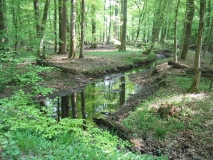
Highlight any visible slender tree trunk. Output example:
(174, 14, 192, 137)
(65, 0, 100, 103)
(79, 0, 84, 58)
(188, 0, 206, 93)
(33, 0, 50, 57)
(107, 0, 112, 44)
(33, 0, 40, 37)
(58, 0, 63, 54)
(113, 1, 119, 39)
(103, 0, 107, 43)
(119, 0, 127, 51)
(203, 16, 213, 57)
(174, 0, 180, 63)
(61, 0, 67, 54)
(180, 0, 195, 60)
(134, 0, 147, 43)
(143, 0, 168, 54)
(54, 0, 57, 53)
(0, 0, 5, 51)
(90, 3, 97, 49)
(12, 0, 18, 52)
(68, 0, 76, 58)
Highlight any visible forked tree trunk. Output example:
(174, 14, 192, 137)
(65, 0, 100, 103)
(188, 0, 206, 93)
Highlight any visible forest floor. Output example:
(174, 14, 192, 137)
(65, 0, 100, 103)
(1, 45, 213, 159)
(42, 47, 213, 159)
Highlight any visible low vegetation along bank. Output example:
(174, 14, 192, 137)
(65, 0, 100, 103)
(0, 48, 213, 159)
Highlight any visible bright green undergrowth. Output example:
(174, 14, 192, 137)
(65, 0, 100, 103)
(169, 76, 211, 91)
(122, 75, 212, 139)
(0, 90, 167, 160)
(0, 60, 166, 160)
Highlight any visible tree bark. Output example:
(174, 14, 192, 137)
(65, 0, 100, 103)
(79, 0, 84, 58)
(0, 0, 5, 51)
(134, 0, 147, 43)
(58, 0, 67, 54)
(119, 0, 127, 51)
(68, 0, 76, 58)
(174, 0, 180, 63)
(106, 0, 112, 44)
(188, 0, 206, 93)
(180, 0, 195, 60)
(90, 3, 97, 49)
(33, 0, 50, 57)
(54, 0, 57, 53)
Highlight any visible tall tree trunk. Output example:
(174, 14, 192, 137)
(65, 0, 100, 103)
(0, 0, 5, 52)
(107, 0, 112, 44)
(174, 0, 180, 63)
(180, 0, 195, 60)
(113, 1, 119, 39)
(33, 0, 50, 57)
(79, 0, 84, 58)
(134, 0, 147, 43)
(58, 0, 67, 54)
(103, 0, 107, 43)
(203, 16, 213, 57)
(119, 0, 127, 51)
(90, 3, 97, 49)
(61, 0, 67, 54)
(188, 0, 206, 93)
(68, 0, 76, 58)
(54, 0, 57, 53)
(143, 0, 168, 54)
(12, 0, 18, 52)
(33, 0, 40, 37)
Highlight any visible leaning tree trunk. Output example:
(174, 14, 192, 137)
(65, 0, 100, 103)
(68, 0, 76, 58)
(188, 0, 206, 93)
(180, 0, 195, 60)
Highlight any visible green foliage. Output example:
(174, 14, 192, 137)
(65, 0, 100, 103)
(0, 63, 55, 91)
(122, 105, 185, 139)
(0, 89, 165, 159)
(169, 76, 210, 91)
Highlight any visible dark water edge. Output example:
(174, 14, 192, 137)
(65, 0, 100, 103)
(42, 64, 153, 125)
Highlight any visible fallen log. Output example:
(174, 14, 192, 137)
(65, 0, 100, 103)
(93, 116, 130, 140)
(186, 67, 213, 78)
(168, 60, 188, 69)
